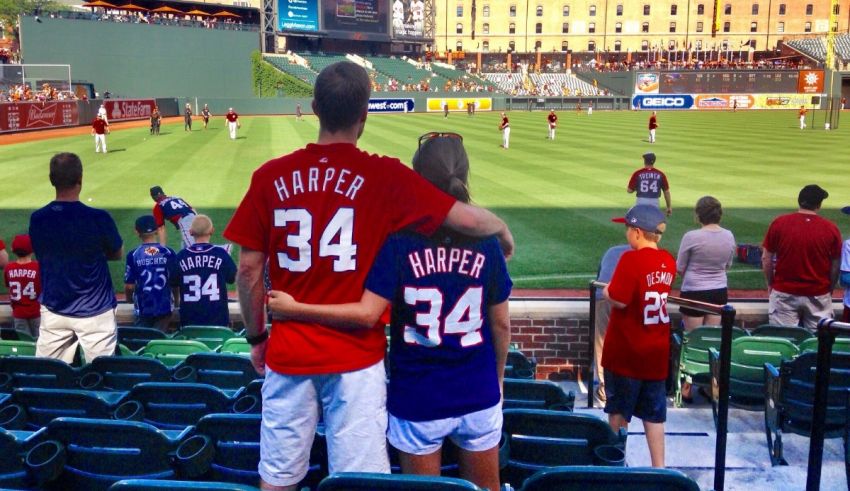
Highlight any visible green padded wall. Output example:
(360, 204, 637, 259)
(20, 17, 257, 98)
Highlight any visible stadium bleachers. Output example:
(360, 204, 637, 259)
(302, 53, 351, 73)
(482, 73, 525, 93)
(262, 55, 319, 85)
(529, 73, 599, 96)
(368, 56, 437, 86)
(786, 34, 850, 63)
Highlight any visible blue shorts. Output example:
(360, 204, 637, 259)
(603, 370, 667, 423)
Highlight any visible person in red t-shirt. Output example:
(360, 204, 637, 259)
(0, 238, 7, 269)
(224, 61, 514, 491)
(91, 114, 109, 153)
(547, 109, 558, 140)
(762, 184, 842, 330)
(602, 204, 675, 468)
(3, 235, 41, 338)
(225, 108, 240, 140)
(648, 111, 658, 143)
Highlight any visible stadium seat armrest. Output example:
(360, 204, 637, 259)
(764, 363, 781, 433)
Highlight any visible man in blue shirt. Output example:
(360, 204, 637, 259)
(29, 152, 124, 363)
(594, 243, 630, 406)
(125, 215, 177, 333)
(170, 215, 236, 327)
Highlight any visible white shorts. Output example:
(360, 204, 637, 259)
(259, 360, 389, 487)
(388, 402, 503, 455)
(176, 214, 196, 248)
(37, 307, 117, 364)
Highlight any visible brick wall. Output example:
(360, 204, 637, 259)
(511, 317, 591, 381)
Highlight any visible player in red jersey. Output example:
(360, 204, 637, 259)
(799, 105, 807, 130)
(3, 235, 42, 338)
(627, 152, 672, 216)
(547, 109, 558, 140)
(499, 112, 510, 149)
(225, 108, 240, 140)
(224, 61, 513, 491)
(91, 114, 109, 153)
(603, 205, 676, 468)
(648, 111, 658, 143)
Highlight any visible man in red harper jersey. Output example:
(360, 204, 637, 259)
(547, 109, 558, 140)
(224, 61, 513, 491)
(3, 235, 41, 338)
(602, 205, 676, 468)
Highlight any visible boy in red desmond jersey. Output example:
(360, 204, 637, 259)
(3, 235, 41, 338)
(602, 205, 676, 468)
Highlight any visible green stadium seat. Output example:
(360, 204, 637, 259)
(0, 340, 36, 357)
(140, 340, 211, 367)
(173, 353, 259, 390)
(0, 357, 80, 391)
(503, 379, 574, 411)
(121, 382, 238, 430)
(0, 328, 36, 342)
(110, 480, 260, 490)
(80, 356, 172, 391)
(708, 336, 799, 415)
(118, 327, 168, 352)
(318, 472, 481, 490)
(798, 337, 850, 354)
(505, 350, 536, 379)
(2, 387, 120, 430)
(0, 426, 37, 489)
(751, 324, 814, 345)
(675, 325, 748, 406)
(220, 337, 251, 356)
(501, 409, 627, 488)
(174, 326, 237, 350)
(518, 466, 701, 491)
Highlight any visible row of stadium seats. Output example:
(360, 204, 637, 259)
(0, 408, 653, 490)
(262, 55, 319, 85)
(786, 34, 850, 64)
(528, 73, 600, 96)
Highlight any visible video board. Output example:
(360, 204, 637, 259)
(659, 71, 799, 94)
(278, 0, 320, 32)
(391, 0, 426, 40)
(322, 0, 390, 40)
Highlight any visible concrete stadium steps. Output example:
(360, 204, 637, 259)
(262, 55, 318, 85)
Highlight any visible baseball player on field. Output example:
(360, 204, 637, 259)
(499, 112, 510, 149)
(149, 185, 197, 248)
(202, 104, 212, 130)
(91, 114, 109, 153)
(627, 152, 672, 216)
(547, 109, 558, 140)
(225, 108, 240, 140)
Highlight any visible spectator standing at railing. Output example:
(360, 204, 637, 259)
(3, 235, 40, 339)
(762, 185, 841, 330)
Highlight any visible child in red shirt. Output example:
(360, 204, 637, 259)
(602, 205, 676, 468)
(3, 235, 41, 338)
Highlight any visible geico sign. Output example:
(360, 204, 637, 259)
(643, 97, 687, 107)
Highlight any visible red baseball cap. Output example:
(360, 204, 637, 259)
(11, 234, 32, 256)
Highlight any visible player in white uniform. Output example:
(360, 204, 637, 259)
(411, 0, 424, 32)
(97, 104, 108, 124)
(392, 0, 404, 31)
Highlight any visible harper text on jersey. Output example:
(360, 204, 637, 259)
(408, 247, 486, 279)
(273, 167, 365, 203)
(179, 254, 224, 272)
(6, 268, 37, 279)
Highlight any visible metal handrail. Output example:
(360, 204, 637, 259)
(588, 280, 736, 491)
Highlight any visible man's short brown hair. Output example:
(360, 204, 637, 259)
(313, 62, 371, 134)
(49, 152, 82, 191)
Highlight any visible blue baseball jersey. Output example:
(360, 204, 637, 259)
(29, 201, 122, 317)
(153, 196, 195, 228)
(365, 231, 512, 422)
(169, 243, 236, 327)
(125, 243, 176, 317)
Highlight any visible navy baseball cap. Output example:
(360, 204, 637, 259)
(135, 215, 158, 234)
(643, 152, 656, 165)
(841, 206, 850, 215)
(149, 186, 164, 199)
(612, 205, 667, 234)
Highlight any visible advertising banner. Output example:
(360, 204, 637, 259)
(634, 73, 660, 94)
(797, 70, 824, 94)
(368, 98, 415, 113)
(631, 94, 694, 110)
(694, 94, 755, 110)
(0, 101, 78, 133)
(103, 99, 155, 122)
(278, 0, 319, 31)
(755, 94, 822, 109)
(391, 0, 425, 39)
(685, 93, 822, 110)
(426, 97, 493, 112)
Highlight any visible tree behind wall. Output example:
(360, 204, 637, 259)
(251, 51, 313, 98)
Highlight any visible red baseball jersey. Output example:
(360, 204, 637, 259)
(92, 119, 108, 134)
(224, 142, 456, 375)
(799, 108, 807, 117)
(3, 261, 42, 319)
(628, 167, 669, 199)
(601, 247, 676, 381)
(762, 212, 842, 296)
(648, 115, 658, 129)
(501, 116, 509, 129)
(547, 113, 557, 126)
(226, 112, 239, 122)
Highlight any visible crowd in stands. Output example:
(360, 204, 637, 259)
(582, 57, 816, 72)
(0, 82, 76, 103)
(27, 10, 257, 31)
(0, 48, 17, 64)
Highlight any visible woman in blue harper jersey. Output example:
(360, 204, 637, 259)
(267, 132, 512, 491)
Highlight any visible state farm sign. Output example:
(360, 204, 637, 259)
(0, 101, 79, 133)
(104, 99, 155, 122)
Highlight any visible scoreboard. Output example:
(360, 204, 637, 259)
(278, 0, 432, 41)
(659, 71, 799, 94)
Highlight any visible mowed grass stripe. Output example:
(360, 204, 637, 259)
(0, 109, 847, 291)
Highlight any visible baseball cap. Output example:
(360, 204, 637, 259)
(841, 206, 850, 215)
(149, 186, 165, 199)
(11, 234, 32, 256)
(643, 152, 656, 165)
(612, 205, 667, 234)
(135, 215, 158, 234)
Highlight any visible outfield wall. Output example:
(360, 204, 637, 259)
(19, 17, 257, 99)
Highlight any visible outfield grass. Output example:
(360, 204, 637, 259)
(0, 109, 847, 292)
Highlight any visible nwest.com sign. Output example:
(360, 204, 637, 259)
(632, 94, 694, 110)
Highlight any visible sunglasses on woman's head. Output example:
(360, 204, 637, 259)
(418, 132, 463, 149)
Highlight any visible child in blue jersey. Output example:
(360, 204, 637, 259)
(124, 215, 177, 333)
(169, 215, 236, 328)
(268, 133, 512, 491)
